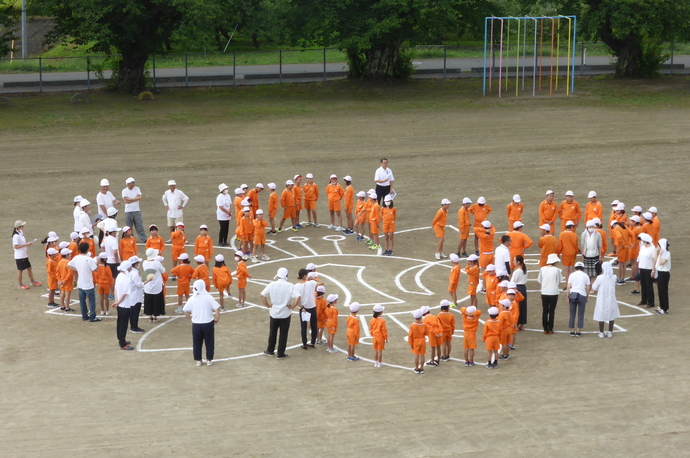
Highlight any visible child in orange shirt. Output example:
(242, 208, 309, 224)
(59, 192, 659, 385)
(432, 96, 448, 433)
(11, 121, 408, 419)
(191, 254, 210, 292)
(68, 232, 80, 259)
(56, 248, 75, 312)
(448, 253, 461, 305)
(278, 180, 297, 232)
(303, 173, 320, 227)
(408, 308, 428, 374)
(78, 228, 97, 259)
(194, 224, 213, 266)
(267, 183, 278, 235)
(119, 226, 138, 261)
(238, 208, 254, 257)
(465, 254, 479, 308)
(381, 195, 396, 256)
(367, 192, 381, 250)
(498, 299, 513, 360)
(170, 222, 186, 274)
(506, 194, 524, 232)
(292, 175, 304, 229)
(432, 198, 451, 260)
(325, 293, 340, 353)
(422, 306, 444, 366)
(326, 174, 345, 231)
(346, 302, 361, 361)
(343, 176, 355, 234)
(315, 286, 327, 345)
(354, 191, 368, 242)
(246, 183, 264, 217)
(96, 252, 114, 315)
(45, 248, 59, 307)
(437, 300, 456, 361)
(234, 250, 250, 307)
(482, 306, 500, 369)
(146, 224, 165, 258)
(252, 209, 269, 262)
(460, 305, 481, 366)
(370, 304, 388, 368)
(171, 253, 195, 313)
(506, 289, 520, 350)
(482, 264, 499, 306)
(213, 254, 232, 310)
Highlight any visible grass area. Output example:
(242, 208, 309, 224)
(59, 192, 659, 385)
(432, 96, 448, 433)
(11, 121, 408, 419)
(1, 76, 690, 132)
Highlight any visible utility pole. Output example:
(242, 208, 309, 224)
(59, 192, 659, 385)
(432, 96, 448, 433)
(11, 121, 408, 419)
(21, 0, 28, 58)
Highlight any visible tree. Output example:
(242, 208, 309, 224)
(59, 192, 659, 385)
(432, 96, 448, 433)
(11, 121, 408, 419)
(36, 0, 188, 92)
(0, 2, 18, 57)
(287, 0, 466, 80)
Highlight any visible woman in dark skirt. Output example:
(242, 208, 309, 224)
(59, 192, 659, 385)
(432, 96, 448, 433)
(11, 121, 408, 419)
(511, 255, 528, 330)
(143, 248, 167, 321)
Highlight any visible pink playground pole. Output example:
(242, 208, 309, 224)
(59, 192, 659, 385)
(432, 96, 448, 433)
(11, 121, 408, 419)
(498, 18, 504, 97)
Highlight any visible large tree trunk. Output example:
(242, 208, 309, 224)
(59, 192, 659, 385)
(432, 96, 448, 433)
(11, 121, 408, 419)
(114, 51, 149, 93)
(347, 41, 406, 80)
(602, 35, 643, 78)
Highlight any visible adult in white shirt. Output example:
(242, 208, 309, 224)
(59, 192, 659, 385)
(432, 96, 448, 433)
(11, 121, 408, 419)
(143, 248, 166, 321)
(591, 262, 620, 338)
(374, 158, 394, 205)
(73, 195, 84, 232)
(510, 255, 528, 330)
(78, 199, 95, 233)
(97, 207, 119, 243)
(12, 220, 40, 289)
(537, 253, 563, 334)
(67, 242, 100, 322)
(216, 183, 233, 247)
(127, 256, 146, 333)
(566, 262, 591, 336)
(261, 268, 300, 359)
(122, 177, 146, 243)
(162, 179, 189, 241)
(293, 269, 325, 348)
(494, 235, 512, 280)
(636, 233, 657, 309)
(102, 227, 122, 292)
(655, 239, 671, 314)
(183, 280, 221, 366)
(111, 261, 134, 350)
(96, 178, 120, 217)
(580, 220, 603, 279)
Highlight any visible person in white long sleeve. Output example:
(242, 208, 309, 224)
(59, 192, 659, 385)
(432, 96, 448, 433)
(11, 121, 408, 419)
(162, 180, 189, 241)
(537, 253, 563, 334)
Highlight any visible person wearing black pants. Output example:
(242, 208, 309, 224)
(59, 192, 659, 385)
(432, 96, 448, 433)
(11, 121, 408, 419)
(261, 267, 300, 359)
(374, 158, 394, 205)
(216, 184, 233, 247)
(192, 321, 215, 362)
(218, 220, 230, 246)
(639, 268, 654, 308)
(183, 280, 221, 366)
(300, 307, 318, 348)
(537, 253, 563, 334)
(117, 306, 132, 348)
(267, 315, 292, 358)
(655, 238, 671, 314)
(541, 295, 559, 334)
(112, 261, 134, 350)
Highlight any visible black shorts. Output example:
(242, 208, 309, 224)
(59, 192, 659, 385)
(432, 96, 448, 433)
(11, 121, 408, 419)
(16, 258, 31, 271)
(107, 262, 120, 279)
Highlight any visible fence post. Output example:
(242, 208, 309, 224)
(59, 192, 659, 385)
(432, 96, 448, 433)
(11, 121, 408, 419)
(233, 51, 236, 87)
(279, 50, 283, 83)
(580, 42, 585, 76)
(87, 56, 91, 90)
(185, 53, 188, 87)
(39, 57, 43, 92)
(443, 45, 447, 78)
(323, 48, 327, 81)
(152, 54, 157, 88)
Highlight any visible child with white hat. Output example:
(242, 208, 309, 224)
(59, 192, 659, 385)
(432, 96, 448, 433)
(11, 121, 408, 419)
(437, 300, 455, 361)
(370, 304, 388, 367)
(213, 254, 232, 311)
(326, 174, 345, 231)
(366, 192, 381, 250)
(56, 248, 75, 312)
(171, 253, 195, 314)
(342, 175, 354, 234)
(315, 286, 327, 345)
(252, 209, 270, 262)
(432, 198, 451, 260)
(460, 305, 481, 366)
(381, 195, 396, 256)
(303, 174, 319, 227)
(45, 248, 60, 308)
(346, 302, 361, 361)
(234, 251, 251, 307)
(194, 224, 213, 267)
(325, 294, 339, 353)
(267, 183, 278, 235)
(408, 308, 428, 374)
(465, 254, 480, 309)
(354, 191, 368, 242)
(448, 253, 461, 306)
(422, 306, 444, 366)
(482, 307, 501, 369)
(191, 254, 210, 293)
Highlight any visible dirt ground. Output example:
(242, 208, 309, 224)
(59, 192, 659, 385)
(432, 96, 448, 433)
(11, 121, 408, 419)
(1, 85, 688, 456)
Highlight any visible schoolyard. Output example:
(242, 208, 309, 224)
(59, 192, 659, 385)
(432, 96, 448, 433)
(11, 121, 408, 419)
(0, 77, 688, 456)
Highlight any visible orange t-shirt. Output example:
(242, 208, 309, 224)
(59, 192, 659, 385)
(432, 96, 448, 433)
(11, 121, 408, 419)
(56, 258, 74, 291)
(171, 264, 195, 286)
(247, 189, 261, 213)
(96, 264, 114, 288)
(382, 206, 396, 225)
(146, 236, 165, 254)
(457, 206, 470, 228)
(483, 272, 499, 305)
(557, 230, 579, 257)
(432, 208, 448, 229)
(508, 230, 533, 259)
(559, 200, 582, 225)
(194, 235, 214, 261)
(506, 202, 524, 226)
(468, 204, 492, 227)
(369, 317, 388, 340)
(369, 202, 381, 224)
(461, 308, 482, 333)
(253, 218, 267, 237)
(119, 237, 138, 261)
(171, 230, 186, 251)
(235, 261, 250, 288)
(343, 185, 354, 212)
(437, 311, 456, 335)
(482, 318, 500, 340)
(465, 264, 479, 295)
(326, 183, 344, 202)
(303, 183, 319, 202)
(585, 201, 603, 222)
(213, 265, 232, 290)
(192, 264, 210, 291)
(408, 321, 428, 355)
(539, 199, 558, 225)
(79, 237, 97, 258)
(538, 234, 558, 266)
(422, 314, 443, 339)
(316, 296, 327, 327)
(280, 189, 295, 208)
(268, 192, 278, 217)
(449, 264, 460, 291)
(474, 226, 496, 253)
(293, 185, 303, 210)
(346, 314, 360, 343)
(326, 305, 339, 333)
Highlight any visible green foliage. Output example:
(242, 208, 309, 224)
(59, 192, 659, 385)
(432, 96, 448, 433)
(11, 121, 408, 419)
(0, 2, 17, 57)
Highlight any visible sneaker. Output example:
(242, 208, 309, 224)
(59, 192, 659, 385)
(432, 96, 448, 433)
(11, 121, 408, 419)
(570, 331, 576, 337)
(387, 251, 394, 256)
(277, 229, 283, 233)
(196, 360, 203, 366)
(31, 281, 42, 287)
(335, 226, 344, 232)
(89, 318, 102, 322)
(356, 236, 363, 242)
(370, 244, 380, 250)
(47, 303, 60, 308)
(175, 307, 183, 314)
(18, 285, 29, 290)
(365, 240, 373, 246)
(616, 280, 626, 286)
(171, 276, 177, 281)
(316, 340, 326, 346)
(461, 252, 468, 257)
(108, 295, 115, 300)
(327, 348, 338, 353)
(434, 252, 441, 260)
(606, 331, 613, 338)
(598, 332, 605, 339)
(250, 256, 258, 263)
(343, 229, 353, 235)
(469, 361, 475, 366)
(305, 222, 313, 227)
(120, 345, 134, 351)
(276, 354, 289, 359)
(509, 345, 515, 350)
(630, 290, 640, 295)
(425, 360, 437, 366)
(313, 223, 320, 228)
(327, 224, 336, 230)
(263, 351, 274, 356)
(207, 360, 213, 366)
(290, 227, 298, 232)
(464, 361, 471, 366)
(486, 362, 494, 369)
(493, 361, 498, 368)
(295, 224, 304, 229)
(450, 302, 456, 308)
(262, 254, 271, 261)
(130, 328, 145, 333)
(440, 253, 448, 259)
(413, 368, 421, 374)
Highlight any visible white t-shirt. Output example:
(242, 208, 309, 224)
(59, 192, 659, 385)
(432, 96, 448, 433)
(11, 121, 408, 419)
(494, 244, 511, 277)
(143, 259, 166, 294)
(114, 271, 132, 308)
(293, 280, 318, 310)
(510, 268, 527, 285)
(568, 270, 591, 296)
(78, 211, 92, 233)
(537, 266, 563, 295)
(128, 268, 144, 303)
(73, 206, 82, 232)
(122, 186, 142, 213)
(12, 231, 28, 259)
(96, 191, 116, 213)
(261, 279, 299, 319)
(103, 236, 120, 263)
(97, 217, 117, 233)
(68, 254, 98, 290)
(637, 245, 656, 270)
(374, 166, 394, 186)
(656, 251, 671, 272)
(183, 293, 220, 323)
(216, 192, 233, 221)
(162, 189, 189, 219)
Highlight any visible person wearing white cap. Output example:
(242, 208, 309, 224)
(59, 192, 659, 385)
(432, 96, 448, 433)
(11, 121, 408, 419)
(67, 242, 100, 322)
(345, 302, 362, 361)
(456, 197, 472, 257)
(370, 304, 388, 367)
(126, 256, 145, 333)
(56, 247, 75, 311)
(537, 253, 563, 334)
(251, 209, 270, 262)
(45, 247, 60, 308)
(460, 305, 481, 366)
(567, 262, 591, 336)
(326, 174, 345, 231)
(266, 183, 278, 235)
(261, 268, 301, 359)
(12, 221, 41, 290)
(374, 158, 394, 205)
(111, 261, 135, 350)
(143, 248, 166, 322)
(558, 191, 582, 233)
(648, 207, 661, 244)
(475, 220, 496, 269)
(437, 300, 455, 361)
(342, 175, 355, 234)
(585, 191, 603, 223)
(538, 223, 557, 267)
(246, 183, 264, 218)
(580, 220, 603, 279)
(122, 177, 146, 243)
(611, 219, 632, 285)
(591, 262, 620, 338)
(642, 209, 660, 246)
(183, 280, 221, 366)
(627, 215, 643, 294)
(483, 307, 501, 369)
(96, 178, 121, 219)
(303, 174, 320, 227)
(102, 225, 122, 300)
(77, 199, 95, 235)
(366, 192, 381, 250)
(277, 180, 297, 233)
(73, 196, 84, 232)
(96, 207, 119, 243)
(409, 308, 427, 373)
(325, 293, 339, 352)
(291, 175, 305, 229)
(468, 197, 492, 256)
(447, 253, 461, 305)
(507, 194, 524, 232)
(212, 254, 232, 311)
(216, 183, 232, 247)
(606, 200, 623, 256)
(431, 198, 451, 260)
(539, 190, 558, 232)
(507, 220, 533, 266)
(353, 191, 368, 241)
(194, 224, 213, 266)
(636, 233, 657, 309)
(293, 268, 325, 349)
(654, 238, 671, 315)
(558, 220, 579, 283)
(162, 180, 189, 241)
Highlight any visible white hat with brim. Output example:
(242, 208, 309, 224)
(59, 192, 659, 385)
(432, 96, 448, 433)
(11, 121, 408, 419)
(349, 302, 360, 313)
(118, 260, 131, 272)
(449, 253, 460, 263)
(168, 180, 176, 186)
(373, 304, 385, 312)
(146, 248, 159, 260)
(466, 306, 477, 315)
(441, 198, 451, 205)
(100, 179, 109, 187)
(47, 248, 59, 255)
(513, 194, 521, 203)
(215, 254, 224, 262)
(285, 180, 294, 186)
(547, 253, 560, 265)
(468, 254, 479, 262)
(439, 300, 451, 308)
(218, 183, 229, 193)
(125, 177, 135, 184)
(565, 190, 574, 197)
(60, 248, 71, 256)
(194, 255, 205, 263)
(274, 268, 288, 280)
(178, 253, 189, 260)
(327, 293, 338, 303)
(420, 305, 430, 315)
(462, 197, 472, 204)
(499, 299, 512, 308)
(73, 195, 83, 203)
(477, 197, 486, 204)
(540, 224, 551, 232)
(268, 183, 276, 190)
(513, 221, 524, 229)
(357, 191, 366, 198)
(488, 307, 499, 315)
(316, 286, 326, 293)
(481, 220, 492, 229)
(639, 233, 653, 244)
(80, 199, 91, 207)
(412, 309, 424, 319)
(588, 191, 597, 198)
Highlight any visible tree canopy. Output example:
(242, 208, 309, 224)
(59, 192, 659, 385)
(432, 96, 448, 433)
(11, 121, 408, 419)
(0, 2, 17, 57)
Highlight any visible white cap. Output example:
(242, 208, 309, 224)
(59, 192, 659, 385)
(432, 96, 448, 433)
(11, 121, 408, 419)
(218, 183, 229, 193)
(349, 302, 360, 313)
(305, 173, 314, 179)
(106, 207, 117, 217)
(327, 293, 338, 303)
(60, 248, 71, 256)
(373, 304, 385, 312)
(199, 224, 208, 230)
(307, 272, 318, 279)
(70, 232, 79, 240)
(441, 198, 451, 205)
(615, 203, 625, 211)
(241, 184, 248, 189)
(632, 205, 643, 213)
(642, 212, 653, 221)
(73, 195, 83, 203)
(507, 281, 517, 289)
(631, 215, 641, 223)
(485, 264, 495, 271)
(639, 233, 652, 243)
(488, 307, 499, 316)
(506, 289, 516, 295)
(48, 231, 58, 239)
(412, 309, 424, 319)
(330, 174, 337, 179)
(565, 190, 574, 197)
(356, 191, 366, 198)
(194, 255, 205, 263)
(306, 263, 317, 271)
(80, 227, 91, 235)
(178, 253, 189, 260)
(168, 180, 176, 186)
(588, 191, 597, 198)
(449, 253, 460, 263)
(498, 280, 510, 288)
(343, 175, 352, 181)
(256, 183, 264, 189)
(420, 306, 430, 315)
(439, 300, 452, 308)
(466, 306, 477, 315)
(546, 190, 554, 196)
(234, 188, 243, 195)
(513, 221, 524, 229)
(286, 180, 294, 186)
(499, 299, 512, 308)
(540, 223, 551, 232)
(47, 248, 59, 255)
(146, 248, 159, 259)
(105, 226, 121, 233)
(462, 197, 472, 204)
(58, 241, 69, 249)
(467, 254, 479, 261)
(648, 206, 658, 213)
(566, 220, 574, 227)
(268, 183, 276, 190)
(592, 217, 601, 225)
(100, 179, 110, 186)
(293, 175, 301, 181)
(316, 285, 326, 293)
(274, 268, 288, 279)
(131, 256, 143, 265)
(122, 226, 131, 233)
(234, 251, 244, 258)
(368, 189, 375, 194)
(80, 199, 91, 207)
(98, 252, 108, 259)
(481, 220, 492, 229)
(256, 209, 264, 215)
(547, 253, 560, 265)
(46, 236, 58, 243)
(586, 220, 595, 227)
(368, 192, 377, 199)
(176, 222, 185, 227)
(574, 262, 585, 268)
(215, 254, 224, 262)
(383, 195, 392, 203)
(512, 194, 521, 203)
(118, 260, 131, 272)
(125, 177, 135, 184)
(477, 196, 486, 204)
(611, 200, 620, 206)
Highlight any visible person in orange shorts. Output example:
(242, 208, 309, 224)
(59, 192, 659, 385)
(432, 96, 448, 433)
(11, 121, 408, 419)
(422, 306, 444, 367)
(482, 306, 501, 369)
(346, 302, 361, 361)
(303, 173, 320, 227)
(171, 253, 194, 314)
(612, 220, 631, 284)
(508, 221, 533, 269)
(482, 264, 499, 306)
(325, 293, 340, 353)
(233, 187, 246, 241)
(437, 300, 456, 361)
(628, 215, 644, 293)
(585, 191, 603, 223)
(367, 192, 381, 250)
(432, 198, 451, 260)
(460, 305, 481, 366)
(465, 254, 480, 308)
(291, 175, 303, 228)
(191, 254, 210, 293)
(246, 183, 264, 218)
(252, 209, 269, 262)
(538, 223, 558, 267)
(342, 175, 355, 234)
(354, 191, 368, 242)
(45, 248, 59, 308)
(278, 180, 297, 232)
(498, 299, 513, 360)
(557, 220, 579, 282)
(326, 174, 345, 231)
(369, 304, 388, 368)
(119, 226, 138, 262)
(315, 286, 328, 345)
(95, 252, 114, 316)
(145, 224, 165, 255)
(233, 250, 250, 307)
(474, 220, 496, 269)
(381, 195, 396, 256)
(170, 222, 186, 275)
(56, 248, 75, 312)
(469, 196, 492, 255)
(558, 190, 582, 233)
(456, 197, 472, 257)
(648, 206, 661, 245)
(448, 253, 461, 305)
(408, 308, 428, 374)
(506, 194, 524, 232)
(539, 190, 558, 231)
(267, 183, 278, 235)
(506, 288, 520, 349)
(194, 224, 213, 267)
(238, 209, 255, 258)
(213, 254, 232, 310)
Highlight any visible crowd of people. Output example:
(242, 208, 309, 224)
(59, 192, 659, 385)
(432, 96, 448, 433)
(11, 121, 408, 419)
(11, 163, 672, 369)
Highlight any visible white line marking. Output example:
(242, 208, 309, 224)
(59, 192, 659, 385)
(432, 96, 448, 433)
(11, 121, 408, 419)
(388, 314, 410, 333)
(360, 315, 371, 338)
(332, 345, 414, 371)
(265, 239, 299, 258)
(287, 236, 319, 256)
